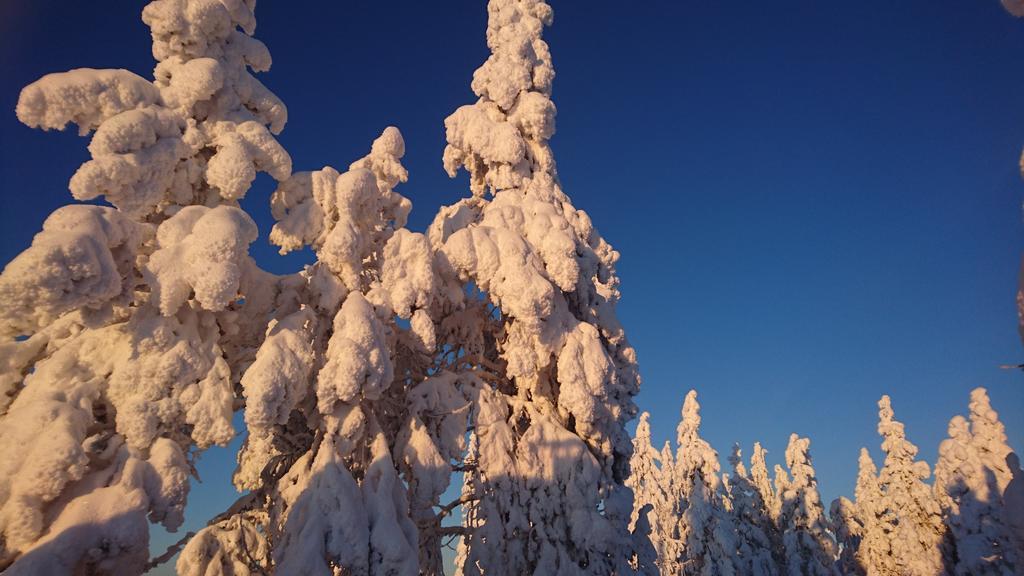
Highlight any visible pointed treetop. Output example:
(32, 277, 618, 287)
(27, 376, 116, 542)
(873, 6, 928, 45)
(730, 443, 748, 478)
(877, 395, 894, 426)
(751, 442, 769, 473)
(857, 447, 878, 476)
(474, 0, 555, 109)
(968, 387, 1008, 442)
(854, 447, 880, 507)
(677, 389, 701, 446)
(636, 411, 652, 442)
(660, 441, 674, 468)
(785, 433, 811, 466)
(877, 394, 921, 466)
(967, 387, 1013, 494)
(750, 441, 776, 516)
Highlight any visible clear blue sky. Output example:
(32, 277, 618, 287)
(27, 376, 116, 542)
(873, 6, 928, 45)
(2, 0, 1024, 567)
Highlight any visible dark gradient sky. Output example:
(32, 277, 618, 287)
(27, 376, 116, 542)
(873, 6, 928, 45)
(2, 0, 1024, 566)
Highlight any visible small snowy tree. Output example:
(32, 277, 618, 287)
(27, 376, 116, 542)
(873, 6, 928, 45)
(751, 441, 781, 525)
(830, 493, 866, 576)
(832, 448, 884, 575)
(774, 434, 835, 576)
(666, 390, 739, 575)
(728, 444, 782, 576)
(866, 396, 946, 575)
(629, 412, 673, 575)
(934, 388, 1020, 574)
(658, 439, 686, 575)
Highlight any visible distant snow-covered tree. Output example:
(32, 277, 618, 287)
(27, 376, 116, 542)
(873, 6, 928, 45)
(664, 390, 740, 576)
(833, 448, 884, 575)
(934, 388, 1020, 575)
(657, 439, 686, 575)
(774, 433, 835, 576)
(868, 391, 946, 569)
(830, 493, 866, 576)
(833, 389, 1022, 576)
(629, 413, 672, 575)
(728, 444, 782, 576)
(751, 441, 781, 526)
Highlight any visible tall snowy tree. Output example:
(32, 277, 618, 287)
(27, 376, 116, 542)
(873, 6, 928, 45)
(774, 434, 835, 576)
(934, 388, 1020, 574)
(435, 0, 641, 573)
(0, 0, 643, 574)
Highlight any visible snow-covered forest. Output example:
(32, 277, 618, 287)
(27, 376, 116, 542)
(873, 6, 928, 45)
(0, 0, 1021, 574)
(629, 388, 1023, 576)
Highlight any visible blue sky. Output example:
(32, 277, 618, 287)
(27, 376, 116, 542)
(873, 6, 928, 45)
(2, 0, 1024, 568)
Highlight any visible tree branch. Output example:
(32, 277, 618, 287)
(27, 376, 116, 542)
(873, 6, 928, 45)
(435, 493, 479, 520)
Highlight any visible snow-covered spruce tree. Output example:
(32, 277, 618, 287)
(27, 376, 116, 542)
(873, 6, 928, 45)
(663, 390, 739, 575)
(830, 448, 881, 575)
(0, 0, 644, 574)
(870, 396, 946, 575)
(215, 126, 427, 576)
(934, 388, 1020, 574)
(433, 1, 641, 574)
(629, 412, 674, 575)
(773, 434, 835, 576)
(830, 493, 866, 576)
(751, 441, 781, 526)
(727, 444, 782, 576)
(657, 439, 686, 576)
(0, 0, 290, 572)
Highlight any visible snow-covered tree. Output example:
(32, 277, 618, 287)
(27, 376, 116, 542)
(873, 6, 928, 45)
(663, 390, 739, 575)
(774, 433, 835, 576)
(0, 0, 643, 574)
(846, 396, 946, 576)
(830, 493, 866, 576)
(831, 390, 1022, 576)
(657, 439, 686, 576)
(934, 388, 1020, 574)
(751, 441, 781, 525)
(629, 413, 672, 575)
(830, 447, 885, 575)
(436, 0, 641, 573)
(728, 443, 782, 576)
